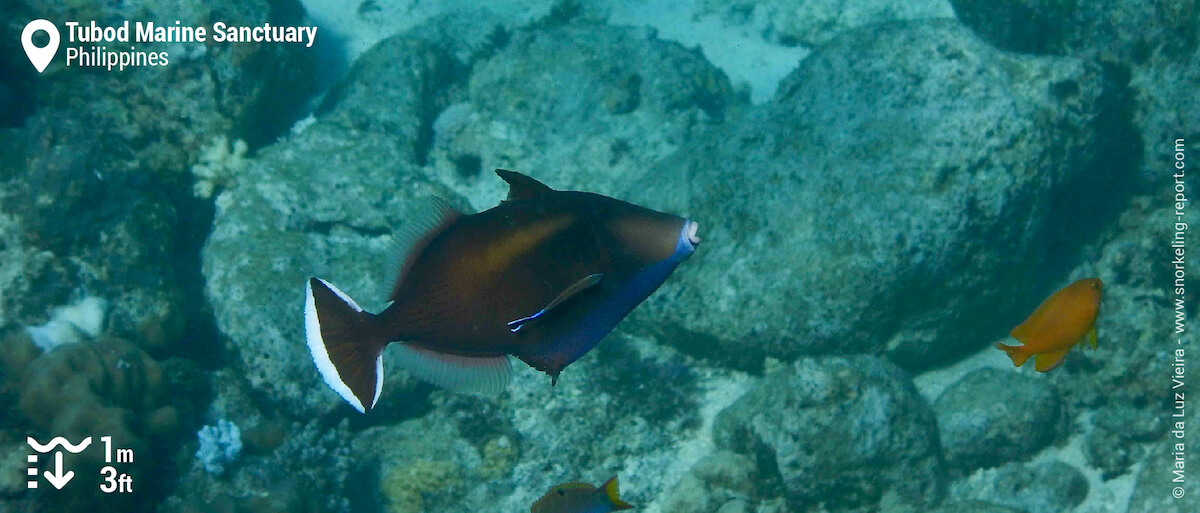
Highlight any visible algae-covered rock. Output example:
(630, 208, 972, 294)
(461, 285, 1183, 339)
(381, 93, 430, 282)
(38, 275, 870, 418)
(1132, 45, 1200, 190)
(950, 0, 1198, 190)
(626, 20, 1106, 371)
(1128, 417, 1200, 513)
(162, 419, 354, 513)
(950, 460, 1089, 512)
(935, 368, 1068, 473)
(713, 355, 944, 511)
(1084, 404, 1164, 479)
(11, 0, 317, 152)
(696, 0, 954, 47)
(425, 23, 739, 209)
(950, 0, 1197, 61)
(0, 111, 184, 354)
(353, 415, 481, 513)
(0, 0, 319, 354)
(657, 450, 774, 513)
(929, 500, 1024, 513)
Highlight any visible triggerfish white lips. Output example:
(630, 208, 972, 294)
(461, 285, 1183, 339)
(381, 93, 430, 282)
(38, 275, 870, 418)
(676, 219, 700, 258)
(685, 220, 700, 246)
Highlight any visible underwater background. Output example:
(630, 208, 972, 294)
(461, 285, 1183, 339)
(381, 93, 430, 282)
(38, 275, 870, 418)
(1, 0, 1198, 512)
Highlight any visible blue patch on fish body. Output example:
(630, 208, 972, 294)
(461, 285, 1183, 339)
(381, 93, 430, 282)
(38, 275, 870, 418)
(580, 503, 617, 513)
(526, 226, 696, 377)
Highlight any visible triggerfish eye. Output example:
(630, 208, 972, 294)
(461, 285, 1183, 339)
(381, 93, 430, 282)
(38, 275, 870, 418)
(303, 169, 699, 412)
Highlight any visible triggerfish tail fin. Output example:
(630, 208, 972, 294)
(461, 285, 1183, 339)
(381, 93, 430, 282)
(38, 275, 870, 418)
(1087, 327, 1098, 350)
(600, 476, 634, 510)
(1034, 348, 1070, 372)
(392, 344, 512, 396)
(995, 342, 1031, 368)
(305, 277, 388, 413)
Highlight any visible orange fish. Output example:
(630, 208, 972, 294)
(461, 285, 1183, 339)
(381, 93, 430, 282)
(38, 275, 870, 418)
(996, 278, 1101, 372)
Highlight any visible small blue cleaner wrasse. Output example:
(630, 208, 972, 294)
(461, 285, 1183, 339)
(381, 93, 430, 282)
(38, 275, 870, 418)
(304, 169, 700, 412)
(531, 476, 634, 513)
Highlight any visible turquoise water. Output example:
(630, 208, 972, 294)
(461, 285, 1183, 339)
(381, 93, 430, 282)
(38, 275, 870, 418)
(0, 1, 1196, 512)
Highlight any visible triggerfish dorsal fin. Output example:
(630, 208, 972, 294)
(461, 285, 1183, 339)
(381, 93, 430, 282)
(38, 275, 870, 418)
(497, 169, 554, 202)
(385, 196, 462, 302)
(600, 476, 634, 510)
(509, 273, 604, 333)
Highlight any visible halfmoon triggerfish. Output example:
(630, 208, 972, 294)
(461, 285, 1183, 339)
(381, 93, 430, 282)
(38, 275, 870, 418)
(304, 169, 700, 412)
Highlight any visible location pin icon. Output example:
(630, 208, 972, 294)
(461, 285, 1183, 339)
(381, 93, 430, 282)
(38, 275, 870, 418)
(22, 20, 60, 73)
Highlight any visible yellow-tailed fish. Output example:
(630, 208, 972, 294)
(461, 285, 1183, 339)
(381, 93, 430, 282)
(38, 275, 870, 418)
(531, 476, 634, 513)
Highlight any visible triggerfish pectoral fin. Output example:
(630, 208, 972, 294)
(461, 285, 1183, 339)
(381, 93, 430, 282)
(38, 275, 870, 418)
(1034, 348, 1070, 372)
(508, 273, 604, 333)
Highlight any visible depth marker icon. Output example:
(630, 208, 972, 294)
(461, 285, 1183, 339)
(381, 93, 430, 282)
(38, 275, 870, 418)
(27, 436, 92, 490)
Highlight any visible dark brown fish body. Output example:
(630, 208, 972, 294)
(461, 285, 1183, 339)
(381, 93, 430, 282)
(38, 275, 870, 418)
(532, 476, 634, 513)
(304, 170, 699, 412)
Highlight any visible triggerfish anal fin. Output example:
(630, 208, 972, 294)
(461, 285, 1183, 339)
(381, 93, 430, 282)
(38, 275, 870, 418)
(496, 168, 554, 202)
(391, 344, 511, 395)
(1034, 348, 1070, 372)
(508, 273, 605, 333)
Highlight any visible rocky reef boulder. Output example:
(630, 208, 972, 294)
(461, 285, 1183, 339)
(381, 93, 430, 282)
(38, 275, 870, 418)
(712, 355, 944, 511)
(625, 20, 1106, 370)
(934, 368, 1068, 472)
(695, 0, 954, 47)
(950, 459, 1089, 512)
(949, 0, 1198, 189)
(424, 23, 739, 209)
